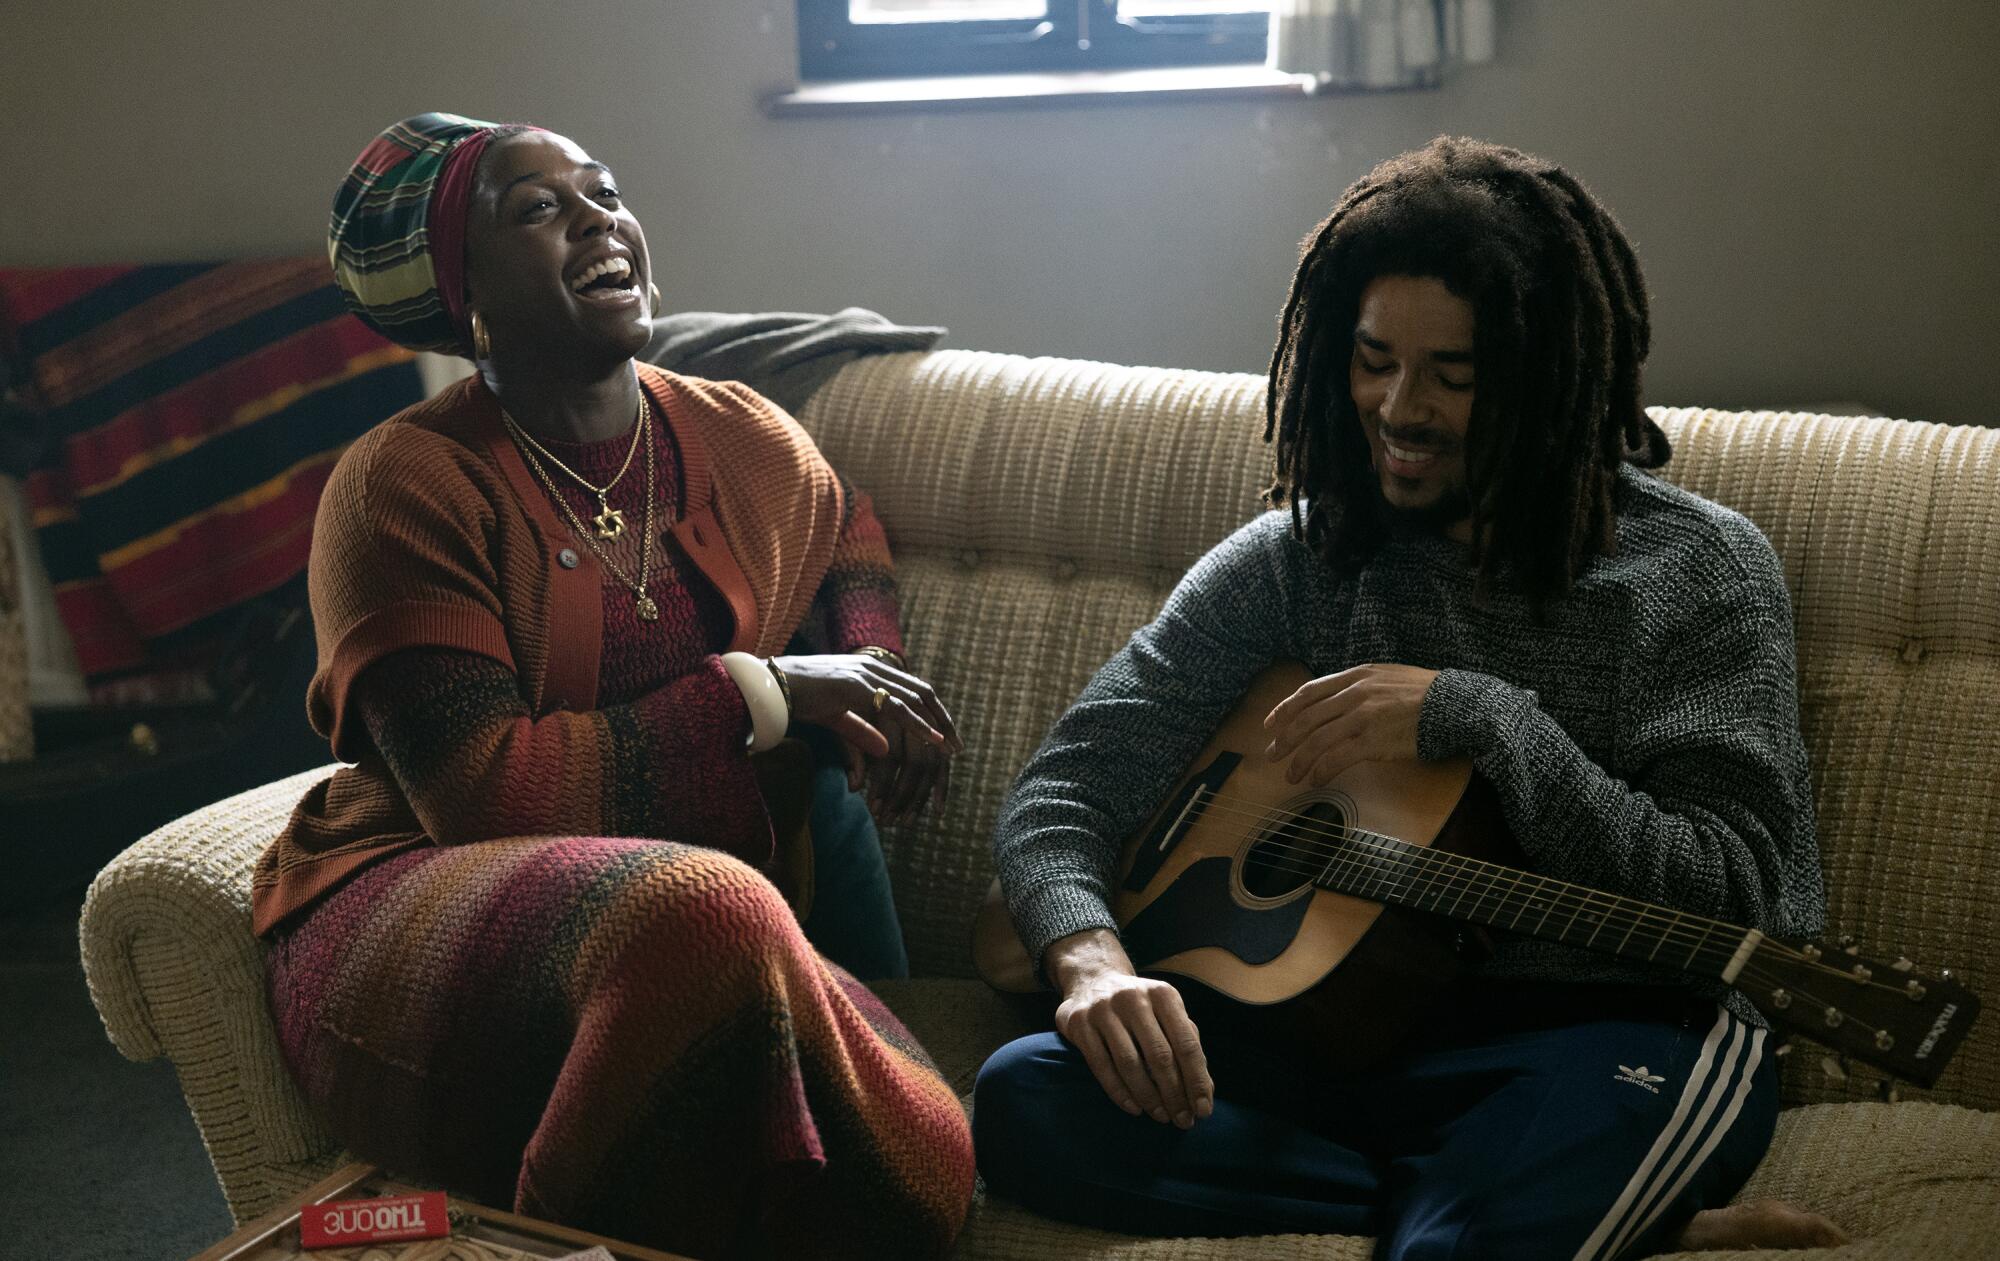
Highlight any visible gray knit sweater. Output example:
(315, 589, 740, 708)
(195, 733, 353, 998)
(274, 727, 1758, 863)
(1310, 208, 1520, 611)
(992, 465, 1826, 1027)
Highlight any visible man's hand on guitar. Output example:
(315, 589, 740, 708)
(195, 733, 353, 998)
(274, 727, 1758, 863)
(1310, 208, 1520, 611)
(1045, 929, 1214, 1130)
(1264, 663, 1440, 786)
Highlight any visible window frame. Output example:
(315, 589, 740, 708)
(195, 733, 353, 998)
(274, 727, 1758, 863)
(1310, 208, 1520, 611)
(796, 0, 1271, 81)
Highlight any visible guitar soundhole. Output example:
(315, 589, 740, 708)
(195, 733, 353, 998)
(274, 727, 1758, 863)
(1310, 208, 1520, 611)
(1241, 799, 1348, 900)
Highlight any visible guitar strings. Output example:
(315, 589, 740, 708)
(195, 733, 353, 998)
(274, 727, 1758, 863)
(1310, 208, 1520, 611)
(1207, 791, 1895, 994)
(1209, 810, 1928, 1043)
(1190, 788, 1749, 963)
(1158, 790, 1913, 1053)
(1181, 789, 1924, 1001)
(1196, 787, 1816, 965)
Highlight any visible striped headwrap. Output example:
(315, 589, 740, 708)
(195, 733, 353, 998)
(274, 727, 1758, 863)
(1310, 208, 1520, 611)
(328, 112, 521, 355)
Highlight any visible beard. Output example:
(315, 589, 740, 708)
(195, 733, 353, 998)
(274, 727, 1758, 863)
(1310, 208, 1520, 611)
(1368, 420, 1472, 537)
(1377, 475, 1472, 535)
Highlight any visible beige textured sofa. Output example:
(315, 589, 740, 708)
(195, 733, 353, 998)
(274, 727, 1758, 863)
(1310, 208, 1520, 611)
(79, 349, 1999, 1257)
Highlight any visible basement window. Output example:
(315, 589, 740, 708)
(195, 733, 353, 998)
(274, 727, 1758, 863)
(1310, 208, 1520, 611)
(797, 1, 1273, 80)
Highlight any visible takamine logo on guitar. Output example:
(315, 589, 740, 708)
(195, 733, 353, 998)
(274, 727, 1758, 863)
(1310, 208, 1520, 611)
(972, 662, 1984, 1090)
(1915, 1004, 1961, 1061)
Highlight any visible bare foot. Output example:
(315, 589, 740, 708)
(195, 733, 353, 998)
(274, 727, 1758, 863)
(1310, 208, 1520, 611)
(1674, 1199, 1851, 1250)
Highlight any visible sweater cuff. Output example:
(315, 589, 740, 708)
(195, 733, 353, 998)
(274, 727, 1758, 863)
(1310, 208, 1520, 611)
(630, 656, 757, 761)
(1418, 668, 1537, 762)
(1015, 880, 1122, 985)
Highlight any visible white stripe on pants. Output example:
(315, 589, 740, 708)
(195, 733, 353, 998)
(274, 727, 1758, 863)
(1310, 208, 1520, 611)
(1569, 1007, 1761, 1261)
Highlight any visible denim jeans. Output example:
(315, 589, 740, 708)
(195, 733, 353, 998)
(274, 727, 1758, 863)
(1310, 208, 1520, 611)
(796, 725, 910, 980)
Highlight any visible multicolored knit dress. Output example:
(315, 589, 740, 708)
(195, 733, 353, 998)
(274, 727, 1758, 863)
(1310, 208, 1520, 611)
(256, 365, 974, 1259)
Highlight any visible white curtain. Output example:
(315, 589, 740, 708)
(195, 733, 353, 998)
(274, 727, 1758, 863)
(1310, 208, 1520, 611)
(0, 473, 86, 717)
(1270, 0, 1497, 89)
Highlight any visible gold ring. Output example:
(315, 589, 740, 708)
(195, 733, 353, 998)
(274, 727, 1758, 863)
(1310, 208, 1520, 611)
(871, 687, 890, 714)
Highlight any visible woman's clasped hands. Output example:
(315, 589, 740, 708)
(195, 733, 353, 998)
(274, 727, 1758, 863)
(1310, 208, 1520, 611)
(776, 653, 964, 824)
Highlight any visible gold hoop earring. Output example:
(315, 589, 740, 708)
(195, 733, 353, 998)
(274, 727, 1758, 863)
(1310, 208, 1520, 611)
(470, 310, 492, 361)
(648, 282, 662, 314)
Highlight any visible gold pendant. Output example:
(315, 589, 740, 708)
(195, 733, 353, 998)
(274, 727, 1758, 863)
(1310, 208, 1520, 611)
(636, 593, 660, 621)
(593, 503, 627, 540)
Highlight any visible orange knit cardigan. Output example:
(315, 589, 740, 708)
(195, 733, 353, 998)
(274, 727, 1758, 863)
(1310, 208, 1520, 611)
(251, 364, 848, 934)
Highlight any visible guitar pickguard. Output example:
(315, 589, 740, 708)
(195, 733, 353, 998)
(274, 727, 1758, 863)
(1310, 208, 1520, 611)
(1121, 856, 1310, 968)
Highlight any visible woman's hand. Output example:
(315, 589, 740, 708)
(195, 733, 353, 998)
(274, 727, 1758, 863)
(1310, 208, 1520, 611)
(848, 716, 954, 825)
(774, 654, 963, 822)
(1263, 663, 1440, 785)
(1046, 929, 1213, 1129)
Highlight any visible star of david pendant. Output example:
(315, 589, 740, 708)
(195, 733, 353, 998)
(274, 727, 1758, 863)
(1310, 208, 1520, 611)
(636, 594, 660, 621)
(592, 503, 627, 540)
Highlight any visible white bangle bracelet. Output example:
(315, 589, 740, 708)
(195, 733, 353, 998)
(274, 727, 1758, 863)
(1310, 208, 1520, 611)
(720, 652, 789, 753)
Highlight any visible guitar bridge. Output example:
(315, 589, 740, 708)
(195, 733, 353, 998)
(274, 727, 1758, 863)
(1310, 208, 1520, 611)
(1122, 751, 1241, 892)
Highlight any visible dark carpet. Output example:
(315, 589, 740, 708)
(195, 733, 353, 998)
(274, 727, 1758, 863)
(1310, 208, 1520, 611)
(0, 891, 234, 1259)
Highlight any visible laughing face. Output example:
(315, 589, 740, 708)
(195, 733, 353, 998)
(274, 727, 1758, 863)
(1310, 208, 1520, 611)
(462, 131, 655, 368)
(1348, 273, 1477, 542)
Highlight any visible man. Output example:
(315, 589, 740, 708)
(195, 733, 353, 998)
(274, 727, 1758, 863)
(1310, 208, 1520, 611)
(974, 138, 1847, 1259)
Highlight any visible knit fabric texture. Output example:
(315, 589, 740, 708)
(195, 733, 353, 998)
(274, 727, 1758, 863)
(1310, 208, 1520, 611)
(266, 835, 974, 1259)
(993, 466, 1827, 1027)
(345, 413, 902, 881)
(252, 363, 888, 932)
(529, 416, 734, 701)
(352, 646, 767, 868)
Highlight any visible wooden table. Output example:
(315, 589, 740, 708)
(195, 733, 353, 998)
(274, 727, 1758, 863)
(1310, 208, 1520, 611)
(189, 1163, 693, 1261)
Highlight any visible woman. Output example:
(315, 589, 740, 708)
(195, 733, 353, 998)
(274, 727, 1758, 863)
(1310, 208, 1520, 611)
(253, 113, 973, 1259)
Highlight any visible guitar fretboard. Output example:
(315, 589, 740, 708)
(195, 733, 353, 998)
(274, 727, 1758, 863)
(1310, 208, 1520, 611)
(1305, 829, 1755, 981)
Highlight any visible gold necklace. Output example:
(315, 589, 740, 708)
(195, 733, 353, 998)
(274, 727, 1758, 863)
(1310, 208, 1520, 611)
(505, 394, 661, 621)
(503, 398, 646, 540)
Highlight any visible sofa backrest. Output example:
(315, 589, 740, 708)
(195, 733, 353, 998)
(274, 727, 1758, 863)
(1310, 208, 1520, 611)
(1646, 406, 1998, 1110)
(798, 350, 1997, 1111)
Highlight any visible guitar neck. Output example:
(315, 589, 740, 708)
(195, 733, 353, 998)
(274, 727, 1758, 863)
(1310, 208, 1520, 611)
(1315, 834, 1759, 985)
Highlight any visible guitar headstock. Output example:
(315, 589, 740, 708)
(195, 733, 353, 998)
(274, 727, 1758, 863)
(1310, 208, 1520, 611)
(1743, 935, 1980, 1088)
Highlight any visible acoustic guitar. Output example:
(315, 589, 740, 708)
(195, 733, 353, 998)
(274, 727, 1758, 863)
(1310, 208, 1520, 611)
(973, 663, 1979, 1087)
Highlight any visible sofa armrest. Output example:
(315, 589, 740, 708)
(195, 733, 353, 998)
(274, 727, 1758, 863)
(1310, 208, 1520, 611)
(79, 763, 343, 1215)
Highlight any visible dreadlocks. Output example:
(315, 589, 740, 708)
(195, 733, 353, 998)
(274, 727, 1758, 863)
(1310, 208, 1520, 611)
(1263, 136, 1671, 607)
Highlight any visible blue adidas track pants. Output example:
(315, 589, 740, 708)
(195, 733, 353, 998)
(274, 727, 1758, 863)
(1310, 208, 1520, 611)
(974, 982, 1777, 1261)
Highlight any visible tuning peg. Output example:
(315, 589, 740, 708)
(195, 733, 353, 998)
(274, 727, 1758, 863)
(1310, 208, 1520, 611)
(1771, 1034, 1793, 1058)
(1891, 956, 1915, 973)
(1941, 968, 1955, 982)
(1875, 1079, 1900, 1104)
(1820, 1054, 1850, 1085)
(1837, 933, 1861, 957)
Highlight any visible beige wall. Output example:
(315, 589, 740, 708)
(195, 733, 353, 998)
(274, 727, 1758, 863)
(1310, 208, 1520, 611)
(4, 1, 1995, 425)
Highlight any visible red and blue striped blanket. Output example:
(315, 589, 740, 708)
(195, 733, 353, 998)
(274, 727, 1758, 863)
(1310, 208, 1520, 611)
(0, 259, 423, 679)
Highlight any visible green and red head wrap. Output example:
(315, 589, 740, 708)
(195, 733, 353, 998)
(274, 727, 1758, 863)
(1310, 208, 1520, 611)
(327, 112, 539, 355)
